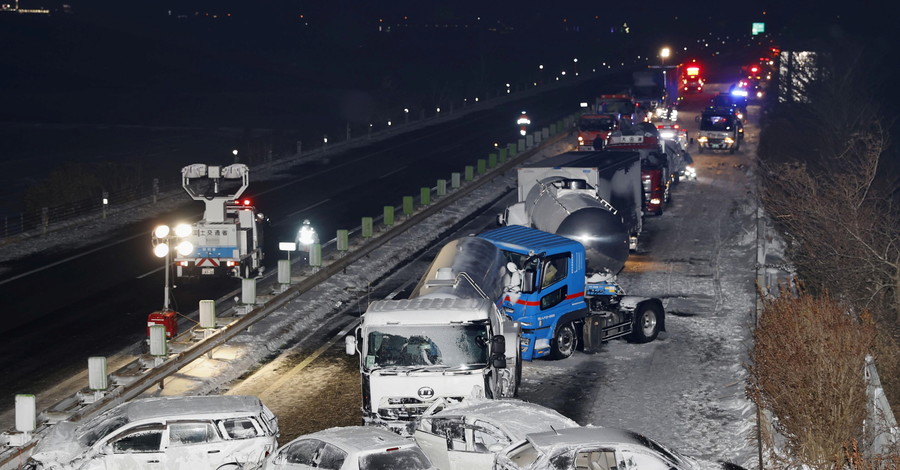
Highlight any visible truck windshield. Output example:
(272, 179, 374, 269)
(579, 117, 615, 131)
(365, 324, 489, 370)
(700, 115, 734, 131)
(597, 100, 634, 115)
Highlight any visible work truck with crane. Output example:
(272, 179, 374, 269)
(174, 163, 265, 279)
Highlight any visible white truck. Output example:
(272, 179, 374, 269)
(174, 163, 265, 279)
(345, 236, 521, 436)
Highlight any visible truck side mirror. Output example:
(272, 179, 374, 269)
(491, 335, 506, 355)
(694, 115, 700, 123)
(490, 335, 507, 369)
(521, 270, 536, 294)
(345, 335, 357, 356)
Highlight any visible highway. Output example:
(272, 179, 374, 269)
(215, 87, 764, 467)
(0, 71, 632, 406)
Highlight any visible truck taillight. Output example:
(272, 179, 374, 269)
(227, 261, 239, 267)
(177, 261, 188, 266)
(577, 135, 584, 142)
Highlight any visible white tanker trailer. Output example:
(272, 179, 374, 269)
(500, 150, 643, 268)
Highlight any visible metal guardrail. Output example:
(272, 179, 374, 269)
(0, 117, 577, 469)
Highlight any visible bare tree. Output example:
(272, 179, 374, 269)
(748, 289, 876, 468)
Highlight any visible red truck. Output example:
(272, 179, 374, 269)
(595, 94, 636, 125)
(606, 134, 672, 216)
(576, 113, 620, 150)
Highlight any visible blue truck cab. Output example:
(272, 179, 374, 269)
(479, 225, 665, 361)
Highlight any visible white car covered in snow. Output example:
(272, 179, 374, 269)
(413, 398, 579, 470)
(26, 395, 279, 470)
(264, 426, 435, 470)
(493, 427, 698, 470)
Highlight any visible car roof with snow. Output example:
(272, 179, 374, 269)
(425, 399, 579, 440)
(296, 426, 417, 453)
(525, 426, 646, 449)
(118, 395, 265, 422)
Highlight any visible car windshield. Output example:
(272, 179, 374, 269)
(625, 430, 688, 466)
(77, 410, 129, 448)
(365, 324, 489, 369)
(700, 114, 734, 131)
(358, 447, 432, 470)
(579, 118, 615, 131)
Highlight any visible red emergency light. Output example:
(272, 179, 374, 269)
(750, 66, 759, 73)
(686, 66, 700, 76)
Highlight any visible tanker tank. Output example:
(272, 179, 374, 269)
(522, 177, 630, 275)
(410, 236, 507, 301)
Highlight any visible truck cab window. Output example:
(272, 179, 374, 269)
(541, 255, 568, 289)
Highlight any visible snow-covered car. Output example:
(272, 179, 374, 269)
(264, 426, 435, 470)
(26, 395, 279, 470)
(493, 427, 698, 470)
(414, 398, 579, 470)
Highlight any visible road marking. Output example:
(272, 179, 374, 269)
(0, 232, 147, 286)
(384, 279, 417, 300)
(379, 166, 407, 179)
(258, 318, 360, 396)
(273, 199, 332, 226)
(137, 266, 164, 279)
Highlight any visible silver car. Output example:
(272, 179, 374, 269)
(414, 398, 580, 470)
(27, 395, 279, 470)
(494, 427, 698, 470)
(264, 426, 434, 470)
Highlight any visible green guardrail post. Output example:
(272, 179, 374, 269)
(361, 217, 373, 238)
(550, 123, 557, 134)
(383, 206, 395, 226)
(499, 147, 508, 163)
(420, 187, 431, 206)
(477, 159, 486, 175)
(437, 179, 447, 196)
(464, 165, 474, 181)
(403, 196, 414, 215)
(517, 138, 526, 152)
(337, 229, 349, 252)
(451, 172, 461, 189)
(488, 153, 498, 168)
(508, 143, 518, 157)
(309, 243, 322, 267)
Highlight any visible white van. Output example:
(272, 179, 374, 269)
(26, 395, 279, 470)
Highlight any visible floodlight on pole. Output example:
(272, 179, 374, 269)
(151, 223, 192, 311)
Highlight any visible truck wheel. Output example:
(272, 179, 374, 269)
(696, 146, 704, 154)
(627, 303, 662, 343)
(549, 322, 577, 359)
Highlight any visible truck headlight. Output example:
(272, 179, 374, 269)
(725, 137, 734, 144)
(698, 136, 708, 143)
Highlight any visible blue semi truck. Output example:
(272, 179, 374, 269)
(479, 225, 664, 361)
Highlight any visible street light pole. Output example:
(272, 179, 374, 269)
(163, 249, 171, 310)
